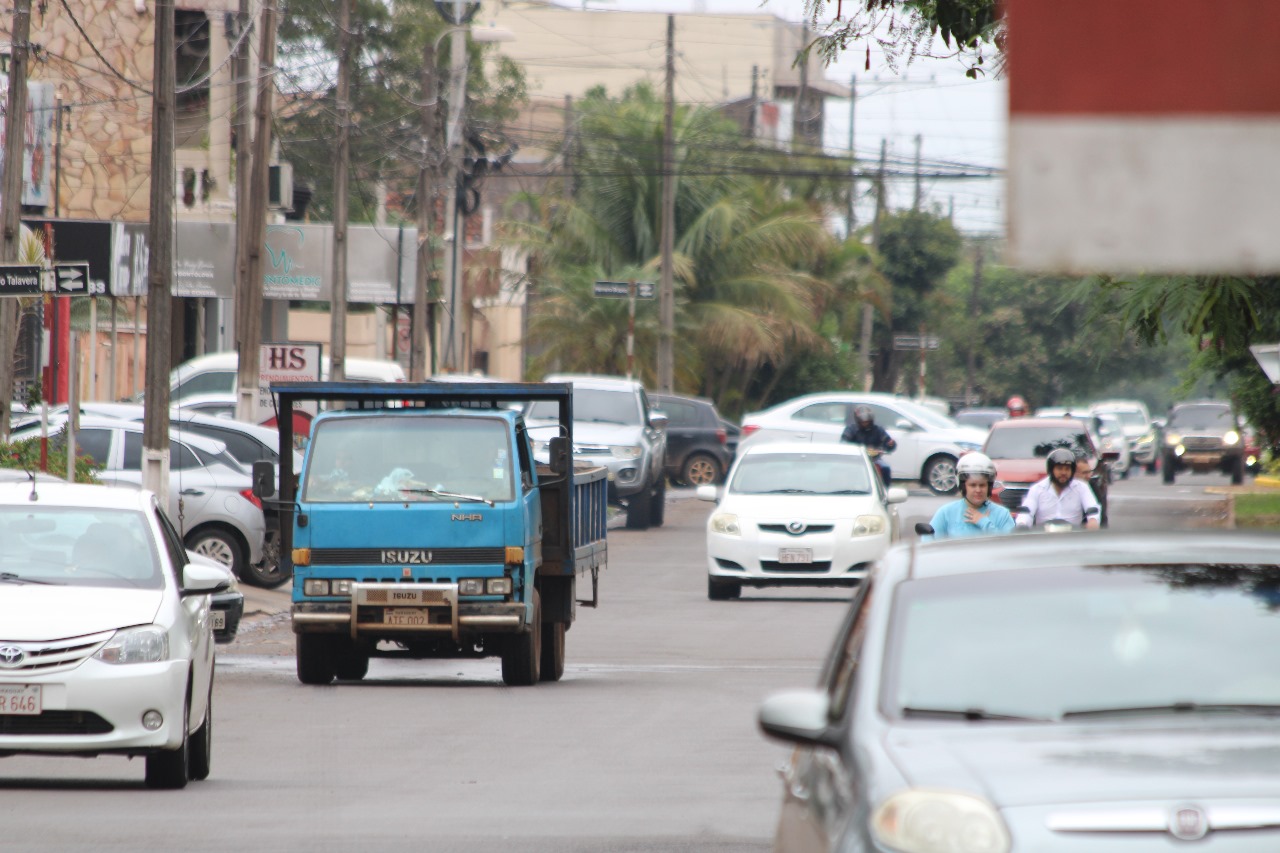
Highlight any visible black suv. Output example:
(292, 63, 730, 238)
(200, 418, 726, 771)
(650, 392, 734, 486)
(1162, 401, 1245, 485)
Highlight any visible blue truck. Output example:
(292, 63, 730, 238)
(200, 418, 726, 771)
(260, 381, 608, 686)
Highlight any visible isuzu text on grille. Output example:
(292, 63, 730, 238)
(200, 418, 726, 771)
(383, 549, 432, 564)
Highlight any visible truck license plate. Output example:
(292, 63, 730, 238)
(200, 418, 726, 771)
(0, 684, 41, 715)
(778, 548, 813, 564)
(384, 607, 430, 626)
(212, 610, 226, 630)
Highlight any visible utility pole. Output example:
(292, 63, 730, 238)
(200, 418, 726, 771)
(0, 0, 31, 441)
(913, 133, 922, 211)
(792, 26, 809, 150)
(861, 139, 887, 392)
(142, 0, 176, 499)
(329, 0, 352, 382)
(410, 35, 438, 382)
(232, 0, 251, 362)
(563, 94, 575, 199)
(964, 243, 983, 406)
(845, 73, 856, 234)
(657, 14, 676, 392)
(748, 65, 758, 140)
(236, 0, 277, 422)
(440, 24, 467, 372)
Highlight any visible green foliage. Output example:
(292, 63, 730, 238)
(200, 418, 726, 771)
(0, 437, 101, 484)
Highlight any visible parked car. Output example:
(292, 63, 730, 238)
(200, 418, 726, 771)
(8, 415, 266, 580)
(952, 407, 1007, 432)
(696, 441, 907, 599)
(739, 392, 986, 494)
(1091, 399, 1156, 471)
(760, 530, 1280, 852)
(649, 392, 734, 486)
(525, 374, 668, 530)
(1162, 401, 1246, 485)
(983, 416, 1113, 526)
(0, 480, 231, 788)
(162, 350, 406, 403)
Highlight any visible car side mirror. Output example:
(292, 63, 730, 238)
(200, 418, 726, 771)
(251, 460, 276, 499)
(649, 411, 669, 430)
(549, 436, 569, 475)
(696, 484, 719, 502)
(914, 522, 935, 536)
(894, 419, 916, 431)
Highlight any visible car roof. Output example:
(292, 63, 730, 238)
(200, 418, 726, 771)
(651, 391, 716, 407)
(989, 416, 1087, 430)
(11, 414, 234, 454)
(543, 374, 644, 392)
(0, 479, 154, 510)
(895, 529, 1280, 581)
(740, 440, 869, 458)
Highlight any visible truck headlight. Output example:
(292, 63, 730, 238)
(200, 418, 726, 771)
(458, 579, 485, 596)
(710, 512, 740, 536)
(303, 579, 353, 596)
(611, 445, 643, 460)
(872, 789, 1011, 853)
(852, 515, 886, 536)
(94, 625, 169, 665)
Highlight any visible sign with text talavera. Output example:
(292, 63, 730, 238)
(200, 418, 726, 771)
(0, 264, 43, 296)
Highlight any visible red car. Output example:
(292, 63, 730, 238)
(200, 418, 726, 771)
(983, 417, 1117, 527)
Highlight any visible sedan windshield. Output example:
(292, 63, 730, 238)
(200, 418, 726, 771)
(985, 426, 1092, 459)
(884, 564, 1280, 720)
(1168, 405, 1234, 431)
(729, 452, 873, 495)
(526, 388, 642, 426)
(0, 507, 162, 588)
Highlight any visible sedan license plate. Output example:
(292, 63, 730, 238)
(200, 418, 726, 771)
(384, 607, 430, 627)
(778, 548, 813, 564)
(211, 610, 226, 630)
(0, 684, 41, 715)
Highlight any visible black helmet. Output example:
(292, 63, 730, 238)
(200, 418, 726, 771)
(853, 405, 874, 426)
(1046, 447, 1077, 474)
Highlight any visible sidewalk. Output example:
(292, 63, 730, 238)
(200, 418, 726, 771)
(236, 583, 291, 629)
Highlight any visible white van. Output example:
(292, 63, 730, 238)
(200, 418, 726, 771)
(168, 351, 405, 402)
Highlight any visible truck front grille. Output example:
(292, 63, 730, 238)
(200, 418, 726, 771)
(310, 548, 506, 566)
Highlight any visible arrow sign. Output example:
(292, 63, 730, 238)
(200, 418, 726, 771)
(0, 264, 43, 296)
(53, 262, 93, 295)
(593, 280, 655, 299)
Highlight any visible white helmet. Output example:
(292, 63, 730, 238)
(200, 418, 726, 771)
(956, 452, 996, 485)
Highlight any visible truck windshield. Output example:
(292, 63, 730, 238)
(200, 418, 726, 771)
(302, 414, 515, 504)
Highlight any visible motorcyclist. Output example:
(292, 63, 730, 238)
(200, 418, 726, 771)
(1006, 395, 1029, 418)
(926, 452, 1014, 539)
(841, 405, 896, 486)
(1016, 447, 1101, 529)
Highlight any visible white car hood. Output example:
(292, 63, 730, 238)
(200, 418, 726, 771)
(0, 586, 164, 640)
(720, 493, 881, 520)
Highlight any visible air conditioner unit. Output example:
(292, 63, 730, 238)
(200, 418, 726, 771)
(268, 162, 294, 211)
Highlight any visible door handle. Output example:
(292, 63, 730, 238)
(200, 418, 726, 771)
(181, 488, 206, 496)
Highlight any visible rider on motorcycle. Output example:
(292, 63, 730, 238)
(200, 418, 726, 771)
(841, 405, 896, 487)
(926, 452, 1015, 539)
(1016, 447, 1101, 530)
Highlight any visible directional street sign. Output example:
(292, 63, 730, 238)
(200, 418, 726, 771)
(53, 262, 98, 295)
(0, 264, 43, 296)
(893, 333, 940, 351)
(593, 280, 655, 299)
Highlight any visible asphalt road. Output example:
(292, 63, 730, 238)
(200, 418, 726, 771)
(0, 469, 1234, 852)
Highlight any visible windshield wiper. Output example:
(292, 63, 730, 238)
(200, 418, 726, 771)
(761, 488, 816, 494)
(1062, 702, 1280, 719)
(581, 417, 628, 425)
(901, 706, 1051, 722)
(824, 489, 872, 495)
(0, 571, 60, 585)
(398, 487, 494, 507)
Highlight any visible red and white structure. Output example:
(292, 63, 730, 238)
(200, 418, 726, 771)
(1007, 0, 1280, 274)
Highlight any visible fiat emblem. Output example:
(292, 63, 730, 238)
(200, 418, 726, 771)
(1168, 805, 1209, 841)
(0, 645, 25, 668)
(787, 521, 806, 534)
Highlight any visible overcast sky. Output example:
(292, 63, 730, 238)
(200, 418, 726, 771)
(531, 0, 1008, 235)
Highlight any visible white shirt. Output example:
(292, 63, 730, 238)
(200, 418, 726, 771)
(1015, 477, 1101, 528)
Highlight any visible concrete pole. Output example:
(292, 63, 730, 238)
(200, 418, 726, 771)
(657, 15, 676, 391)
(0, 0, 31, 441)
(410, 36, 439, 381)
(329, 0, 352, 381)
(440, 26, 467, 372)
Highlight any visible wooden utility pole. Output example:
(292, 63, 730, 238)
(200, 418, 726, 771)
(845, 73, 856, 233)
(0, 0, 31, 441)
(142, 0, 176, 498)
(410, 36, 438, 382)
(748, 65, 758, 140)
(657, 14, 675, 392)
(236, 0, 278, 422)
(329, 0, 352, 381)
(232, 0, 251, 366)
(964, 243, 984, 406)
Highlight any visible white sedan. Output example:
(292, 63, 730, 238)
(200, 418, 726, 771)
(697, 442, 908, 599)
(0, 480, 232, 788)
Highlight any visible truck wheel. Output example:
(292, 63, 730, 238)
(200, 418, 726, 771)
(708, 576, 741, 601)
(649, 478, 666, 527)
(1162, 453, 1176, 484)
(334, 640, 370, 681)
(297, 634, 337, 685)
(501, 590, 542, 686)
(625, 489, 652, 529)
(540, 619, 566, 682)
(1231, 455, 1245, 485)
(682, 453, 721, 486)
(241, 531, 290, 589)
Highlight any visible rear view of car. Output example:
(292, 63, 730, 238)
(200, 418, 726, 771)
(650, 392, 733, 486)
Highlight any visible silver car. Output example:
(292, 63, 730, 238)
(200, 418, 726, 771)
(9, 415, 265, 579)
(760, 530, 1280, 852)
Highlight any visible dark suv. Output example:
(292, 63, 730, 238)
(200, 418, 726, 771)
(1162, 401, 1245, 485)
(650, 392, 734, 486)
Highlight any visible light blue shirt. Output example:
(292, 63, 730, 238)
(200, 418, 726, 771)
(928, 499, 1016, 539)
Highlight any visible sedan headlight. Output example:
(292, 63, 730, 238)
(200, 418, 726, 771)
(94, 625, 169, 665)
(709, 512, 741, 536)
(852, 515, 886, 536)
(872, 789, 1011, 853)
(956, 441, 982, 451)
(611, 445, 643, 460)
(1224, 430, 1240, 445)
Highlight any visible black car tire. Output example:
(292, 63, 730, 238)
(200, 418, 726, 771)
(186, 526, 246, 580)
(188, 681, 213, 782)
(297, 634, 337, 685)
(1162, 452, 1176, 484)
(681, 453, 721, 486)
(625, 488, 652, 529)
(333, 640, 370, 681)
(540, 619, 566, 682)
(923, 455, 959, 495)
(1231, 455, 1245, 485)
(501, 591, 542, 686)
(145, 688, 191, 789)
(241, 530, 291, 589)
(649, 478, 666, 527)
(707, 576, 741, 601)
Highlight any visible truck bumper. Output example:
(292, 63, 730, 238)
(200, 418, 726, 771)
(293, 582, 527, 641)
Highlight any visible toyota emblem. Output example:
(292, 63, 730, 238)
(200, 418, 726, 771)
(0, 645, 25, 668)
(787, 521, 806, 534)
(1168, 805, 1209, 841)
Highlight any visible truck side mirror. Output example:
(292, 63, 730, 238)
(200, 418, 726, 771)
(549, 436, 569, 475)
(251, 460, 276, 499)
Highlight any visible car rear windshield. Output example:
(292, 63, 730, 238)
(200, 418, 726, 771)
(1168, 405, 1234, 430)
(984, 425, 1092, 459)
(729, 452, 874, 495)
(0, 507, 162, 588)
(525, 388, 642, 426)
(883, 563, 1280, 720)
